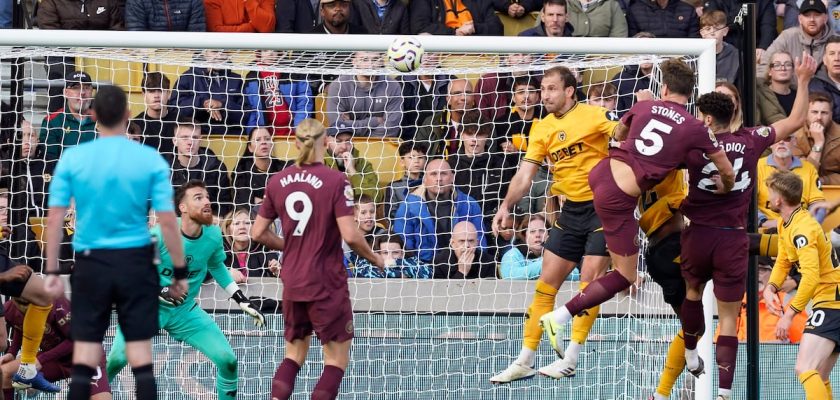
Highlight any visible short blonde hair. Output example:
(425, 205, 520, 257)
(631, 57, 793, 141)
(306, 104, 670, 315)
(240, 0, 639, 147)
(766, 171, 803, 207)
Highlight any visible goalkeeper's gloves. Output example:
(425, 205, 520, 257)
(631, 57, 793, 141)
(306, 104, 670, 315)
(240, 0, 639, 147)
(159, 286, 186, 306)
(231, 290, 265, 328)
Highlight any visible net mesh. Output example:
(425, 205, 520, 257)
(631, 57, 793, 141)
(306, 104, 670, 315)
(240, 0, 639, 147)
(0, 46, 725, 399)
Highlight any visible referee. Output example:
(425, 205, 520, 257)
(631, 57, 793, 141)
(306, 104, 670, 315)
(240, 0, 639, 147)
(43, 85, 188, 400)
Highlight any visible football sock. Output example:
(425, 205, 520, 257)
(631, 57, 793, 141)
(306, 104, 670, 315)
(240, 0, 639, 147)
(272, 358, 300, 400)
(522, 280, 558, 351)
(680, 299, 704, 351)
(657, 331, 686, 397)
(569, 281, 599, 362)
(514, 347, 535, 367)
(68, 364, 95, 400)
(565, 271, 632, 316)
(312, 365, 344, 400)
(19, 303, 51, 374)
(132, 364, 157, 400)
(716, 335, 738, 391)
(564, 341, 582, 364)
(825, 380, 833, 400)
(748, 232, 778, 257)
(801, 370, 829, 400)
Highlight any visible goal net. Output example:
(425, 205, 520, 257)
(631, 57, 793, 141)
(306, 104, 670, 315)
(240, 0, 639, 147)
(0, 33, 724, 399)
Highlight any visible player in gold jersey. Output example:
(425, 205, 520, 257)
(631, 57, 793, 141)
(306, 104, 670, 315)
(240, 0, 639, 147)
(764, 170, 840, 400)
(490, 66, 618, 382)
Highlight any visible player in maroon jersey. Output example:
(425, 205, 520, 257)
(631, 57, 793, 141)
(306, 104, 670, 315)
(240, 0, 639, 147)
(540, 59, 734, 346)
(678, 53, 817, 400)
(251, 119, 384, 400)
(0, 297, 110, 399)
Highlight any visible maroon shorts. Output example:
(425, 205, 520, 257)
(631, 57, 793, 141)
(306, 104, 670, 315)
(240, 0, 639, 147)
(589, 159, 640, 256)
(680, 224, 749, 302)
(43, 354, 110, 395)
(283, 290, 354, 344)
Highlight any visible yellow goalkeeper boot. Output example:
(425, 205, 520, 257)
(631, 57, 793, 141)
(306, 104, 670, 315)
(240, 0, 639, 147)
(538, 314, 565, 359)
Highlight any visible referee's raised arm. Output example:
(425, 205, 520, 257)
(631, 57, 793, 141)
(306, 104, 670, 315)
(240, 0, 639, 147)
(43, 85, 187, 400)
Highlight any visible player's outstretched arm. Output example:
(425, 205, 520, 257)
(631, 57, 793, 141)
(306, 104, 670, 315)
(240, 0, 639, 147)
(772, 50, 818, 142)
(43, 206, 67, 298)
(492, 162, 539, 236)
(251, 215, 284, 251)
(337, 215, 384, 269)
(157, 211, 188, 298)
(206, 244, 266, 327)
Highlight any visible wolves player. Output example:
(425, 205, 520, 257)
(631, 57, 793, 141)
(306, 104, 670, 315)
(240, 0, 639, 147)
(764, 171, 840, 400)
(0, 297, 110, 399)
(251, 119, 383, 400)
(106, 180, 265, 400)
(540, 58, 734, 361)
(490, 66, 617, 382)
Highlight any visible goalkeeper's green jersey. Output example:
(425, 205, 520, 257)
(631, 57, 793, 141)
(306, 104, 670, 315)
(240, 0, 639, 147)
(151, 219, 234, 308)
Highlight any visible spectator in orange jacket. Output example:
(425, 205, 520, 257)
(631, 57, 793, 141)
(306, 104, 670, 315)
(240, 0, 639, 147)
(723, 260, 808, 343)
(204, 0, 276, 32)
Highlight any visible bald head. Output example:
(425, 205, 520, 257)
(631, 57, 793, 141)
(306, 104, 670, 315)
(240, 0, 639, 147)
(423, 159, 453, 198)
(451, 221, 479, 258)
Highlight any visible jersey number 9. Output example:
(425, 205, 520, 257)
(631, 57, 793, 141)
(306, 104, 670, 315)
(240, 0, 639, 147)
(285, 191, 313, 236)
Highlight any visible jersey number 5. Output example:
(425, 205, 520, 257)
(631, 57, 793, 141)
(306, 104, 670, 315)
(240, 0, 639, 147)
(285, 191, 313, 236)
(635, 119, 673, 156)
(698, 157, 751, 192)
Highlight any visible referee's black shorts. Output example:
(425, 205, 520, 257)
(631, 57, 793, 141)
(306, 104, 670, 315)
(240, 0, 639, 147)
(544, 200, 609, 263)
(71, 245, 159, 342)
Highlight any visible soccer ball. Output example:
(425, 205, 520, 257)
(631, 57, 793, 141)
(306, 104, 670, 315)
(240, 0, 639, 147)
(387, 37, 425, 73)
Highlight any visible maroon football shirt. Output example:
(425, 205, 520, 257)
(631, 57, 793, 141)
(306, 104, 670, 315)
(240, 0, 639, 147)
(611, 100, 721, 191)
(5, 297, 72, 362)
(259, 163, 354, 302)
(681, 126, 777, 228)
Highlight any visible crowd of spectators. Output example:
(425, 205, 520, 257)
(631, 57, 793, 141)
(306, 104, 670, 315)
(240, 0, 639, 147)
(5, 0, 840, 286)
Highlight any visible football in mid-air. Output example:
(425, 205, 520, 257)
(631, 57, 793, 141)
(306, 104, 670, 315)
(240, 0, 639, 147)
(387, 37, 424, 73)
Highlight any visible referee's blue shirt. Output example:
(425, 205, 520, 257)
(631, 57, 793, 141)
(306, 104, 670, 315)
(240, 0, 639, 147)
(48, 135, 174, 251)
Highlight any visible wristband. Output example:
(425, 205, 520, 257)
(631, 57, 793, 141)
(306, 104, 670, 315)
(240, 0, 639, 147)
(172, 266, 188, 280)
(231, 289, 249, 304)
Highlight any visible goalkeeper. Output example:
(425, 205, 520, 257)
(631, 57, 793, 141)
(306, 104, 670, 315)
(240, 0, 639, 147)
(106, 181, 265, 400)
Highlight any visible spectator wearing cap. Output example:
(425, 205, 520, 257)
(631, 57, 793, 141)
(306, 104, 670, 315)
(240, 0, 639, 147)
(393, 159, 487, 264)
(312, 0, 367, 33)
(518, 0, 574, 36)
(325, 128, 381, 201)
(133, 72, 179, 156)
(626, 0, 699, 38)
(350, 0, 409, 34)
(244, 49, 314, 136)
(205, 0, 275, 32)
(326, 51, 403, 137)
(564, 0, 627, 38)
(758, 0, 832, 81)
(169, 49, 248, 136)
(39, 71, 97, 164)
(125, 0, 206, 31)
(410, 0, 503, 35)
(700, 9, 739, 84)
(702, 0, 777, 62)
(432, 221, 496, 279)
(275, 0, 318, 33)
